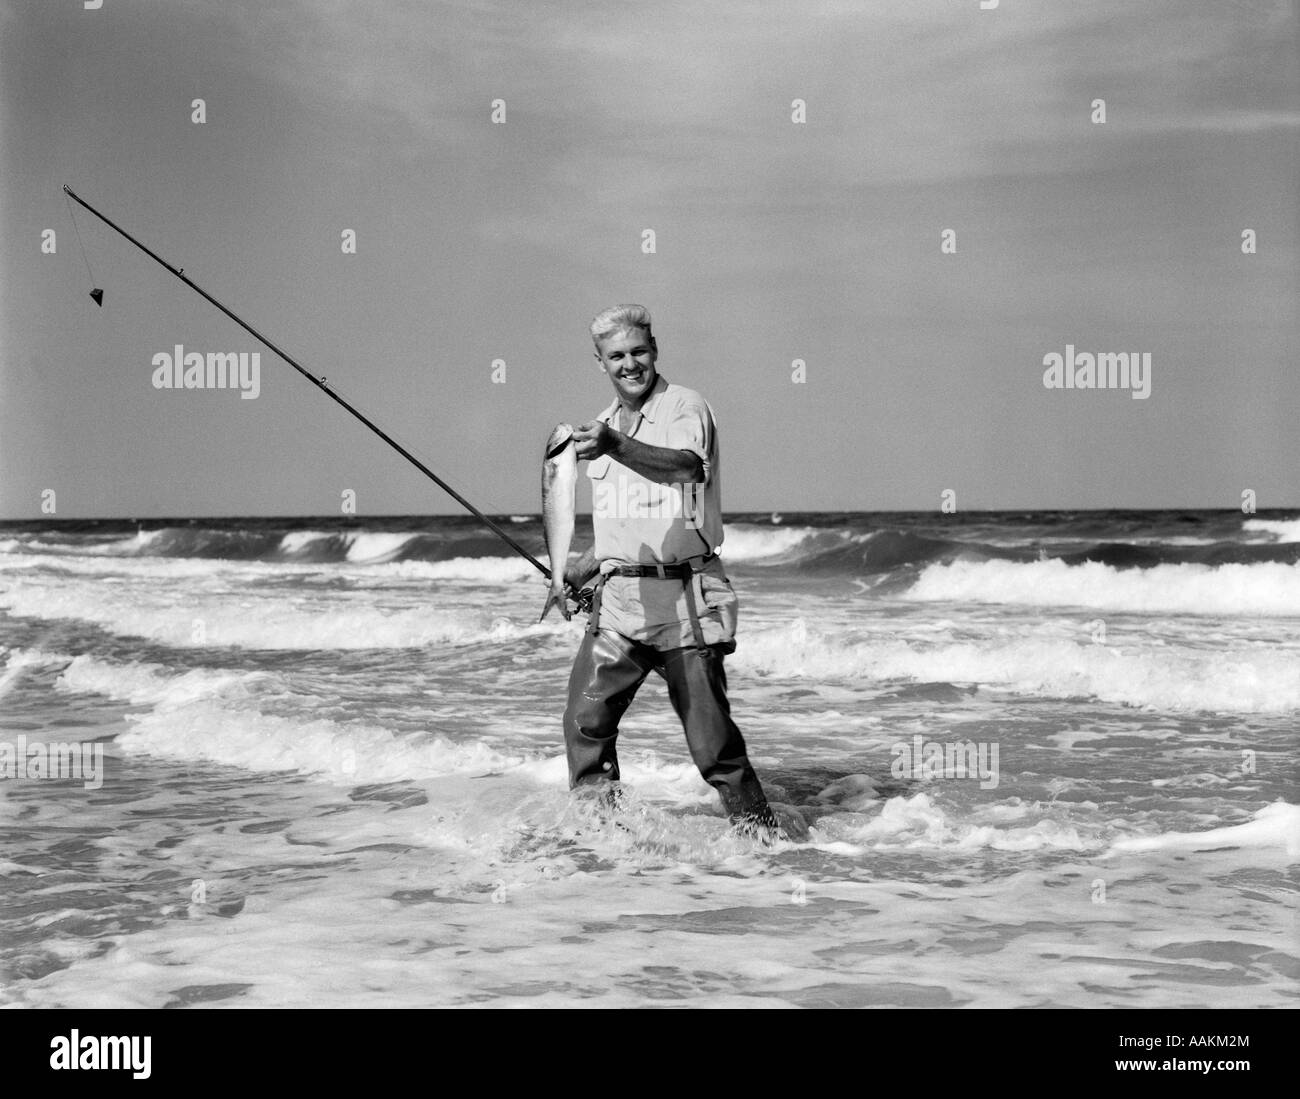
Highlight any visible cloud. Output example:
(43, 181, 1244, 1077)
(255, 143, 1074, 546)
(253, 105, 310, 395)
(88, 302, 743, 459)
(1159, 109, 1300, 133)
(210, 0, 1296, 196)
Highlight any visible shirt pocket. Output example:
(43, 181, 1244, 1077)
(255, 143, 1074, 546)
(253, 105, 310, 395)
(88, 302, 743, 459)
(587, 455, 613, 480)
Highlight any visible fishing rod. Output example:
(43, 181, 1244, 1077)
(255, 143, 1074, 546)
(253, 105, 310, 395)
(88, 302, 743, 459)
(62, 183, 551, 579)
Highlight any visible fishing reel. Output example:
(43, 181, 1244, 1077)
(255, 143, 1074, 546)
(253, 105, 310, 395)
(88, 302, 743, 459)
(572, 585, 596, 614)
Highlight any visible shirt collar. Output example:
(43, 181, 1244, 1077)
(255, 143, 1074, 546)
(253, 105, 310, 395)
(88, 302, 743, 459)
(600, 374, 668, 426)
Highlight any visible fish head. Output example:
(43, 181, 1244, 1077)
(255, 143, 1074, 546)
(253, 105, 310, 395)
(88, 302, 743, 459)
(545, 423, 575, 459)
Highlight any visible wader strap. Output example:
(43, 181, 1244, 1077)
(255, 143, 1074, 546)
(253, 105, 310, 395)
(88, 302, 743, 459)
(585, 573, 607, 636)
(681, 572, 710, 653)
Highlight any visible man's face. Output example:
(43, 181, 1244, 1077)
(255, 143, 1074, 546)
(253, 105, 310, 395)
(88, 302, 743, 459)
(595, 326, 658, 405)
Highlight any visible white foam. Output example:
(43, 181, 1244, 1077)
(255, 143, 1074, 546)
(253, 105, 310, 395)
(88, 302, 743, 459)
(57, 653, 266, 709)
(277, 530, 334, 555)
(0, 547, 534, 585)
(510, 752, 716, 804)
(734, 625, 1300, 713)
(0, 573, 558, 650)
(1110, 801, 1300, 860)
(0, 551, 241, 580)
(904, 558, 1300, 617)
(277, 529, 422, 562)
(834, 793, 1092, 852)
(720, 524, 820, 561)
(118, 703, 524, 783)
(0, 647, 70, 700)
(68, 529, 170, 557)
(1243, 518, 1300, 543)
(55, 654, 528, 783)
(369, 556, 537, 582)
(344, 531, 420, 562)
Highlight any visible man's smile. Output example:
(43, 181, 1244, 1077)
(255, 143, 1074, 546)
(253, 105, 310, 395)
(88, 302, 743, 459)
(594, 325, 659, 410)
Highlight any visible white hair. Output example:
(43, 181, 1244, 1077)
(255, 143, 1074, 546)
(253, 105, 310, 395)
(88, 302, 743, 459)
(590, 304, 654, 346)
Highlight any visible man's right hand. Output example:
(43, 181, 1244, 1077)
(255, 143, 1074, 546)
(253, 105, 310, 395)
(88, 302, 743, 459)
(572, 420, 616, 461)
(563, 546, 599, 591)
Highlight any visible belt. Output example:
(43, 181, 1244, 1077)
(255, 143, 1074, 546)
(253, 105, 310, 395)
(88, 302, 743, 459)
(585, 554, 716, 652)
(605, 561, 696, 579)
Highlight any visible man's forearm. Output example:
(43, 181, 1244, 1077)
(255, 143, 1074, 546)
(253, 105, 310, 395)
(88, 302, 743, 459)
(606, 430, 703, 484)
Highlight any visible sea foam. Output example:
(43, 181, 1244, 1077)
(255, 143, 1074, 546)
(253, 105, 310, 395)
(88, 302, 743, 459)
(55, 654, 528, 783)
(734, 626, 1300, 713)
(904, 558, 1300, 617)
(1243, 518, 1300, 543)
(1109, 801, 1300, 860)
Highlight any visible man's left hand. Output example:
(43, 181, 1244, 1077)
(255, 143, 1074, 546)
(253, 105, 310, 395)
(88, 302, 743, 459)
(573, 420, 616, 461)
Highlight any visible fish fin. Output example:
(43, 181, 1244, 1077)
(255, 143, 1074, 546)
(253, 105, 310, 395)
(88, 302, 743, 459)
(539, 586, 571, 622)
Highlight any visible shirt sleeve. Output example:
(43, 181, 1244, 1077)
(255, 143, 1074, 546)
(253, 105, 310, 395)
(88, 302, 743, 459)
(663, 395, 715, 485)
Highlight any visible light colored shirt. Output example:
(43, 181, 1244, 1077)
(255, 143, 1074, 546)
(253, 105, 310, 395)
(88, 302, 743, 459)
(587, 375, 724, 566)
(586, 375, 738, 651)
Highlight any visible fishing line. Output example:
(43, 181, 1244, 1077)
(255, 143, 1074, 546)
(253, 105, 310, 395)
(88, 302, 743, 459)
(60, 182, 549, 576)
(64, 191, 103, 306)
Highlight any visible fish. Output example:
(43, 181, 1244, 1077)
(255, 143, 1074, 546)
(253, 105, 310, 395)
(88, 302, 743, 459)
(540, 422, 577, 621)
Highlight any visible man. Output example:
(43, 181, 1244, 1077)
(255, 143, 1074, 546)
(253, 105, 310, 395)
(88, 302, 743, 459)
(560, 304, 784, 841)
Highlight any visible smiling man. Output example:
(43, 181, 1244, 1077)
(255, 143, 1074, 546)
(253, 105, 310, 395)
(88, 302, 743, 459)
(561, 304, 786, 841)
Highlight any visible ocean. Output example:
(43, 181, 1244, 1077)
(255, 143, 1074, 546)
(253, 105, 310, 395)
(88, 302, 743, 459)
(1, 509, 1297, 1008)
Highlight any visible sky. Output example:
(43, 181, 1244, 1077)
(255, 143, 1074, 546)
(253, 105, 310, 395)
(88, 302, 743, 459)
(1, 0, 1296, 518)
